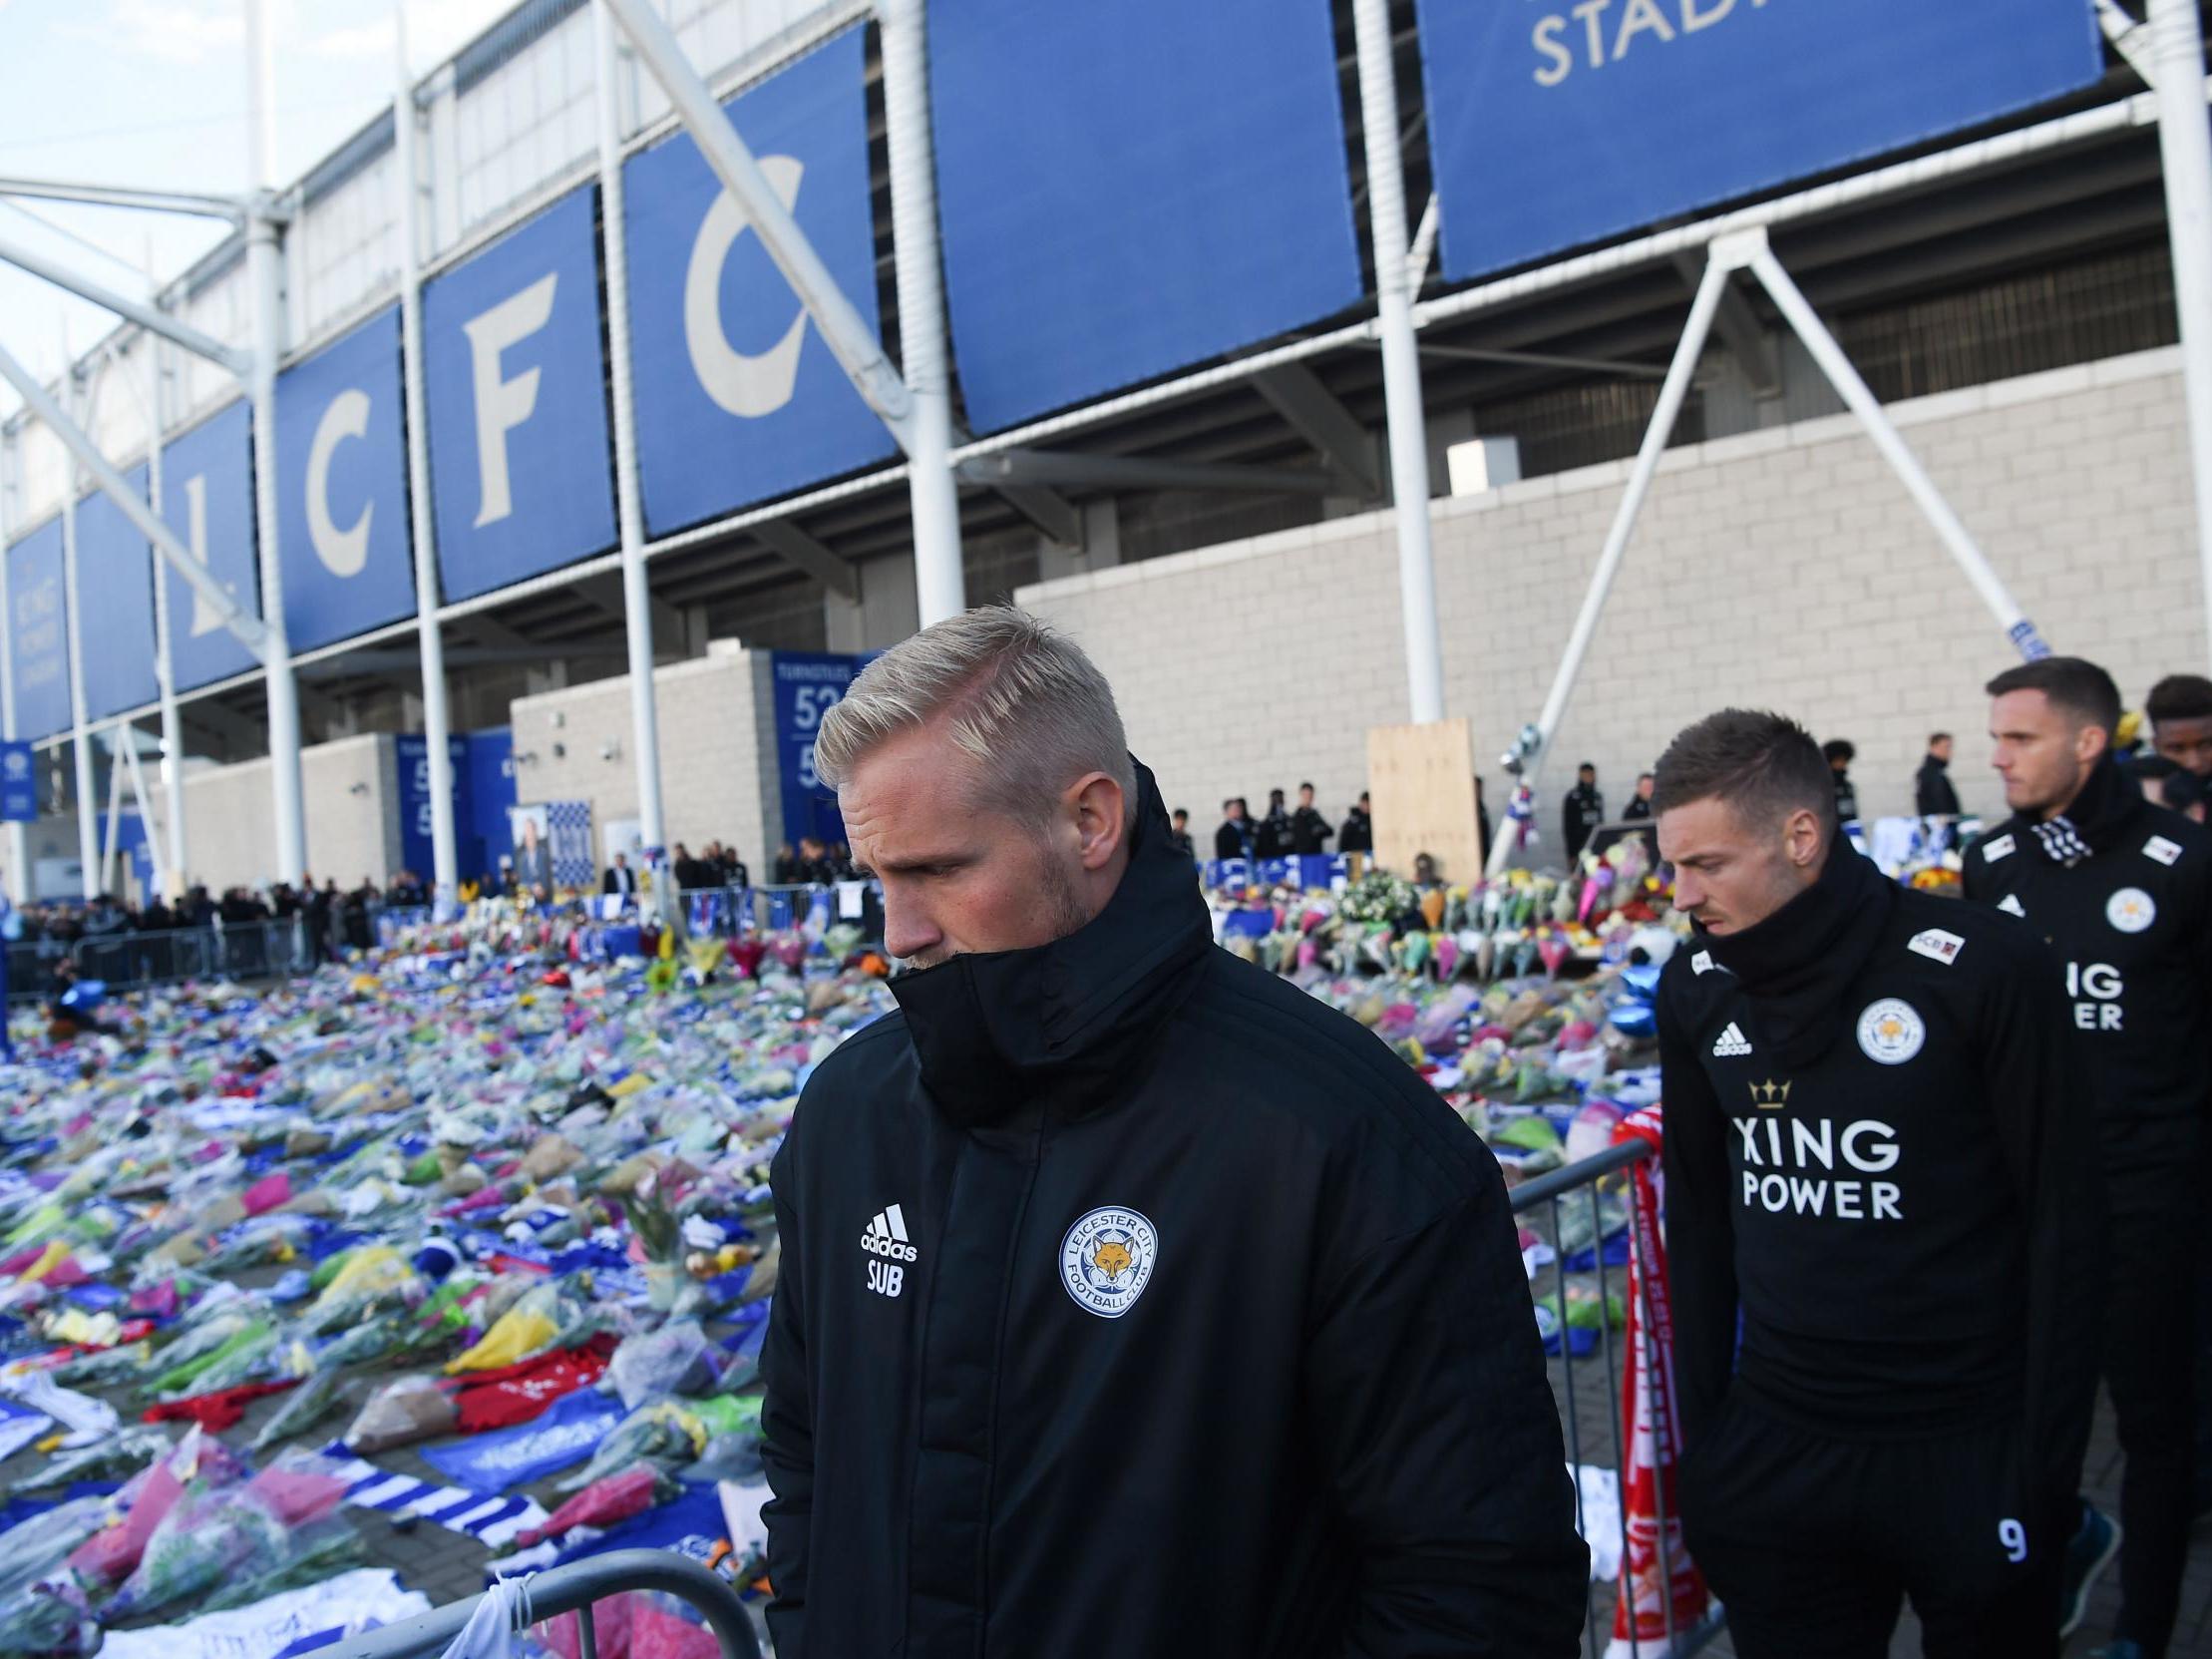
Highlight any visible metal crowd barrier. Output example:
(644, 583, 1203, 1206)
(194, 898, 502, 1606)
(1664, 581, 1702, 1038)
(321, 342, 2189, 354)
(5, 917, 315, 1003)
(1511, 1138, 1725, 1658)
(316, 1548, 761, 1659)
(308, 1142, 1720, 1659)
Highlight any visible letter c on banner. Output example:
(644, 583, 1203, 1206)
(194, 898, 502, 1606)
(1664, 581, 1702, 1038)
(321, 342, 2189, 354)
(305, 388, 373, 578)
(683, 154, 808, 419)
(463, 271, 558, 529)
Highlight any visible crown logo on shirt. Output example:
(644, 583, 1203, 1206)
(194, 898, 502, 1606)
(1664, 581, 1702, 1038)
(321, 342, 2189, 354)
(1748, 1078, 1791, 1109)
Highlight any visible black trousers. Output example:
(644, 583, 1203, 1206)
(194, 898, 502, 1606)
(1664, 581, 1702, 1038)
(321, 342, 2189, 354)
(2101, 1179, 2200, 1656)
(1680, 1397, 2062, 1659)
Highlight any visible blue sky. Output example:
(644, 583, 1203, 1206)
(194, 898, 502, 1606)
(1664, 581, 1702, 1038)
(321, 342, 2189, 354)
(0, 0, 513, 420)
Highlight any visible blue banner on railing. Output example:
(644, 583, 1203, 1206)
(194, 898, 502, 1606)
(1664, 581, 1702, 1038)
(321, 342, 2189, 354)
(1205, 855, 1350, 891)
(1416, 0, 2102, 282)
(929, 0, 1362, 433)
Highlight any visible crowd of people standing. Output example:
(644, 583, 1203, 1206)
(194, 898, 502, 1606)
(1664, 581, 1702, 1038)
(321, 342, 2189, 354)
(1200, 784, 1372, 863)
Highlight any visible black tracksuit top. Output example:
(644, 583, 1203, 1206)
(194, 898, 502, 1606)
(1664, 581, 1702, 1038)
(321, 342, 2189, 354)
(1961, 789, 2212, 1195)
(761, 762, 1587, 1659)
(1659, 859, 2102, 1515)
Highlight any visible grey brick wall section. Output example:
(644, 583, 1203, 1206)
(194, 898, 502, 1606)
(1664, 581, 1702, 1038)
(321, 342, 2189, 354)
(1016, 347, 2200, 831)
(511, 644, 781, 874)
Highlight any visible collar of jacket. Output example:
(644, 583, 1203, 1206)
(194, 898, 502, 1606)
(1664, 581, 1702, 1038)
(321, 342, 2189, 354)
(2055, 750, 2140, 853)
(886, 757, 1215, 1129)
(1985, 749, 2142, 864)
(1700, 835, 1894, 1067)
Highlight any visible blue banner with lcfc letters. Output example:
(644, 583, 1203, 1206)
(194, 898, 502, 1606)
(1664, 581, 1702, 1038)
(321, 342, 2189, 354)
(6, 521, 69, 743)
(158, 399, 261, 692)
(928, 0, 1363, 433)
(1416, 0, 2102, 281)
(621, 27, 892, 540)
(73, 466, 159, 721)
(423, 187, 617, 603)
(274, 305, 415, 653)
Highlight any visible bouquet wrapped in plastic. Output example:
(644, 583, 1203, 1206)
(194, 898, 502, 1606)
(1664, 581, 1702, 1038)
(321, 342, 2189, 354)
(299, 1244, 422, 1336)
(343, 1372, 459, 1453)
(250, 1366, 352, 1452)
(604, 1319, 720, 1411)
(103, 1452, 352, 1622)
(444, 1280, 574, 1375)
(558, 1393, 760, 1491)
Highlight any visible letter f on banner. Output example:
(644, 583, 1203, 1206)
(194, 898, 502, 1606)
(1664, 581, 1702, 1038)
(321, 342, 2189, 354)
(464, 271, 557, 528)
(306, 388, 373, 577)
(684, 154, 807, 418)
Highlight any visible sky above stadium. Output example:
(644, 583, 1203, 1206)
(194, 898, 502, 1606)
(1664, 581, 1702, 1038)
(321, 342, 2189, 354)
(0, 0, 515, 429)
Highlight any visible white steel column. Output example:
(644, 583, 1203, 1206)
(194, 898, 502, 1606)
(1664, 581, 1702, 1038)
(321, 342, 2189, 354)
(1745, 242, 2046, 655)
(245, 0, 308, 885)
(59, 370, 99, 900)
(99, 733, 125, 895)
(595, 0, 668, 896)
(0, 431, 27, 905)
(145, 310, 187, 893)
(2147, 0, 2212, 670)
(879, 0, 964, 624)
(1486, 252, 1731, 878)
(394, 8, 459, 908)
(118, 736, 168, 899)
(1351, 0, 1444, 724)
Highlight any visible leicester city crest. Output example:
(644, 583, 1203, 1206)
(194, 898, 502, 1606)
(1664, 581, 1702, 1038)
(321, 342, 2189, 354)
(1060, 1206, 1158, 1320)
(1856, 998, 1926, 1066)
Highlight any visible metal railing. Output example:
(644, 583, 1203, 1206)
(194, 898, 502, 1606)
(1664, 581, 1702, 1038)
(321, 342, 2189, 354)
(1510, 1137, 1725, 1659)
(304, 1141, 1717, 1659)
(5, 916, 318, 1002)
(315, 1548, 761, 1659)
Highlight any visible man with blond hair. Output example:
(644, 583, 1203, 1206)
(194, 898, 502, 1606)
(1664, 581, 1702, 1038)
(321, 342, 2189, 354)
(759, 606, 1584, 1659)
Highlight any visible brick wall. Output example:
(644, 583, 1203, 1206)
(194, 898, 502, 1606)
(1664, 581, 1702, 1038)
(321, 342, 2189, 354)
(142, 733, 400, 893)
(509, 642, 783, 876)
(1015, 347, 2198, 842)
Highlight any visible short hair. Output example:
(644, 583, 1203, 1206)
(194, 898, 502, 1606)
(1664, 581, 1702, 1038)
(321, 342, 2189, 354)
(1655, 709, 1838, 837)
(1821, 739, 1856, 765)
(1928, 731, 1951, 746)
(1637, 771, 1655, 783)
(1172, 807, 1188, 820)
(1577, 761, 1596, 773)
(1298, 781, 1314, 792)
(1986, 655, 2122, 738)
(814, 606, 1135, 825)
(2145, 672, 2212, 726)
